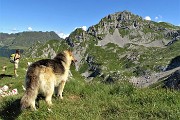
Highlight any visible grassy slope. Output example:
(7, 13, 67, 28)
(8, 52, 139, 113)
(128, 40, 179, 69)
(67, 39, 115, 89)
(25, 39, 69, 58)
(0, 57, 180, 120)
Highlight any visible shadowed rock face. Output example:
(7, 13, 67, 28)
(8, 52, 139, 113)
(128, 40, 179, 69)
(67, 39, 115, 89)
(166, 56, 180, 71)
(163, 70, 180, 90)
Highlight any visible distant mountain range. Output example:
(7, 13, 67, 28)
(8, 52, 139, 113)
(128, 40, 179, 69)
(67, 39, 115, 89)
(0, 31, 62, 57)
(1, 11, 180, 88)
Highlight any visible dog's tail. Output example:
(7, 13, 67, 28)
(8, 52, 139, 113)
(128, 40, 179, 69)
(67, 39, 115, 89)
(20, 72, 39, 110)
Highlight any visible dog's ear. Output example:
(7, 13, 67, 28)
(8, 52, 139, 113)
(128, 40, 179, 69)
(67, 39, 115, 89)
(67, 49, 74, 55)
(68, 49, 72, 53)
(67, 49, 71, 52)
(63, 50, 70, 53)
(64, 50, 72, 56)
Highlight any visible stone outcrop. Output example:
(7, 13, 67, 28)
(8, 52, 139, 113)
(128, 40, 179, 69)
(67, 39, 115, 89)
(166, 56, 180, 71)
(163, 70, 180, 90)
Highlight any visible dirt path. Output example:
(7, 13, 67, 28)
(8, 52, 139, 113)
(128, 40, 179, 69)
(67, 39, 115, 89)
(130, 67, 180, 88)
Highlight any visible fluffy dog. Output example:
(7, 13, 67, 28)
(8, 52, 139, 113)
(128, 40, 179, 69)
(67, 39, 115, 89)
(20, 50, 76, 110)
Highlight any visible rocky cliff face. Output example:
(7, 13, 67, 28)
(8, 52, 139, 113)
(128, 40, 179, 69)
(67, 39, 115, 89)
(163, 70, 180, 90)
(166, 56, 180, 71)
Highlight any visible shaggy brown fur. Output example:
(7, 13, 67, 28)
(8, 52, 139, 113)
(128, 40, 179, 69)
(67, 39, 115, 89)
(20, 50, 76, 110)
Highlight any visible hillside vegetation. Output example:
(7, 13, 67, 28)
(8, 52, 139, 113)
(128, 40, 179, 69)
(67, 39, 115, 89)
(0, 31, 62, 57)
(0, 57, 180, 119)
(0, 11, 180, 119)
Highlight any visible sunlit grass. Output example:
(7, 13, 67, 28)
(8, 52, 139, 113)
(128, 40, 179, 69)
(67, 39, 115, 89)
(0, 58, 180, 119)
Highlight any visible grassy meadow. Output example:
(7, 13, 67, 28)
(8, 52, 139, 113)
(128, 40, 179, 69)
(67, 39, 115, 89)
(0, 57, 180, 120)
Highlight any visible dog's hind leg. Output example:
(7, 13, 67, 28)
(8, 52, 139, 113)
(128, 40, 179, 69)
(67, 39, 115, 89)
(31, 100, 37, 110)
(21, 76, 39, 110)
(21, 87, 38, 110)
(45, 94, 53, 106)
(57, 81, 66, 99)
(45, 84, 54, 106)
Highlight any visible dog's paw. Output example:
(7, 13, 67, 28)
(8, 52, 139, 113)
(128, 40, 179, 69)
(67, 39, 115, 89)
(48, 108, 52, 112)
(57, 94, 63, 99)
(46, 100, 53, 106)
(30, 106, 37, 111)
(60, 96, 63, 100)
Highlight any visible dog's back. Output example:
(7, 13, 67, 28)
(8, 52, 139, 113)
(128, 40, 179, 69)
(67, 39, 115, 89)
(21, 50, 76, 110)
(21, 59, 64, 110)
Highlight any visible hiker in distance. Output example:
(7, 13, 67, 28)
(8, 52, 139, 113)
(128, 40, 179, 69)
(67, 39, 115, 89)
(14, 49, 21, 77)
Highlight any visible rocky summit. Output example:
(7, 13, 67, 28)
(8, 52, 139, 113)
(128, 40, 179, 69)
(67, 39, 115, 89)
(87, 11, 180, 47)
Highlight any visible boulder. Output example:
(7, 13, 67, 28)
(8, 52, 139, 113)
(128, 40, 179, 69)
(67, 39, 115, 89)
(166, 56, 180, 71)
(163, 70, 180, 90)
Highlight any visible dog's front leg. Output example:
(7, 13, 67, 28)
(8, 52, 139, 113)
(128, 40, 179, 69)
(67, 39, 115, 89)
(57, 81, 66, 99)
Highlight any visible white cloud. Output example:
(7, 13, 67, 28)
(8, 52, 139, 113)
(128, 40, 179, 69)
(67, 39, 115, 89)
(74, 26, 87, 31)
(155, 17, 158, 20)
(9, 28, 19, 34)
(155, 15, 163, 21)
(11, 28, 19, 32)
(81, 26, 87, 31)
(144, 16, 151, 21)
(56, 25, 87, 39)
(56, 32, 69, 39)
(27, 27, 32, 31)
(12, 28, 17, 31)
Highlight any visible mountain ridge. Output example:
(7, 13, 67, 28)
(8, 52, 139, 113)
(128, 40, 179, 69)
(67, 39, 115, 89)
(1, 11, 180, 88)
(0, 31, 61, 47)
(0, 31, 62, 57)
(86, 10, 180, 47)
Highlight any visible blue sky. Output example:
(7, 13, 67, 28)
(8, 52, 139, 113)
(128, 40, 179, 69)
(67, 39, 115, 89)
(0, 0, 180, 38)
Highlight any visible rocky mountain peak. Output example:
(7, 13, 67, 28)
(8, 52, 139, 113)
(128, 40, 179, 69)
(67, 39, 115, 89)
(107, 10, 134, 21)
(85, 11, 180, 48)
